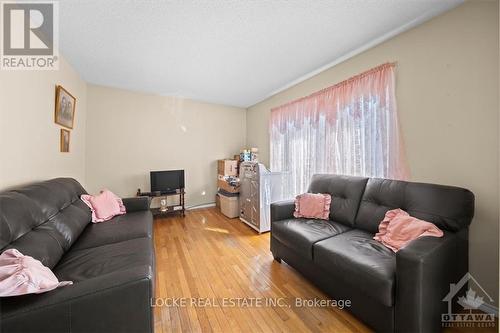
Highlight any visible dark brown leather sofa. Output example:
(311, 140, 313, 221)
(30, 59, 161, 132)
(0, 178, 155, 333)
(271, 174, 474, 333)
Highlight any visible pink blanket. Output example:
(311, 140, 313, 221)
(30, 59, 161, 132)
(374, 209, 443, 252)
(0, 249, 72, 297)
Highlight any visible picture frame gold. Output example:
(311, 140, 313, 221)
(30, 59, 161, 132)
(60, 128, 70, 153)
(54, 85, 76, 129)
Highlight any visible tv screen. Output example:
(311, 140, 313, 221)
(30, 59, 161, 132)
(150, 170, 185, 193)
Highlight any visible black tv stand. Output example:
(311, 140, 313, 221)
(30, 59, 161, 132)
(137, 188, 185, 217)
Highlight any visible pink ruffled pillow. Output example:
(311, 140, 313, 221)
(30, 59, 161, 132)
(294, 193, 331, 219)
(81, 189, 126, 223)
(0, 249, 72, 297)
(374, 209, 444, 252)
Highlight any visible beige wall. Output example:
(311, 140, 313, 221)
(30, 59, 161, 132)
(247, 1, 499, 304)
(86, 85, 246, 207)
(0, 57, 87, 189)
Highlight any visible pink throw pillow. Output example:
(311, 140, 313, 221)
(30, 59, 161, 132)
(294, 193, 331, 219)
(0, 249, 72, 297)
(81, 189, 126, 223)
(374, 209, 444, 252)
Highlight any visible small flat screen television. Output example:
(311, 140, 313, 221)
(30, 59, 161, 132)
(150, 170, 185, 193)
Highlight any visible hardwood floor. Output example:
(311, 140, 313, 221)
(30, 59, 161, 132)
(153, 208, 496, 333)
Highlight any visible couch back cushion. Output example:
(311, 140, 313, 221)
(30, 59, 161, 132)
(0, 178, 91, 268)
(355, 178, 474, 233)
(307, 174, 368, 226)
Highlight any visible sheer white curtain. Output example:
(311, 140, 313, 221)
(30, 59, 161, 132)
(270, 63, 409, 198)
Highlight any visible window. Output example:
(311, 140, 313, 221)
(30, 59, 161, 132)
(270, 63, 409, 198)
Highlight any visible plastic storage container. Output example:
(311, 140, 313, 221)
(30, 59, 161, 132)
(219, 193, 239, 218)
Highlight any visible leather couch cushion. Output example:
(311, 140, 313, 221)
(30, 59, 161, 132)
(307, 174, 368, 227)
(314, 229, 396, 306)
(54, 237, 154, 282)
(272, 218, 351, 260)
(70, 211, 153, 251)
(355, 178, 475, 233)
(0, 178, 91, 268)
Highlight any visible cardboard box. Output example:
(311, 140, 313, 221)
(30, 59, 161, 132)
(217, 179, 239, 194)
(218, 159, 238, 176)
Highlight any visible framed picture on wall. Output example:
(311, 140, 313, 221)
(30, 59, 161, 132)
(60, 129, 70, 153)
(54, 85, 76, 129)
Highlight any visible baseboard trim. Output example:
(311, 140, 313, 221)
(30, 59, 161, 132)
(186, 203, 216, 210)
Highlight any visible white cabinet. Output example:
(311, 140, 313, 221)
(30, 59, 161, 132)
(239, 162, 285, 233)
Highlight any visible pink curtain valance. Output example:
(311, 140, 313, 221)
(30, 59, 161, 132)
(271, 62, 396, 133)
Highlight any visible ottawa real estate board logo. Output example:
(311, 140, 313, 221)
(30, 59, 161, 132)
(442, 273, 496, 329)
(1, 1, 59, 70)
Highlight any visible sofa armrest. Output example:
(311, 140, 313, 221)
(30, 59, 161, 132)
(271, 200, 295, 222)
(1, 266, 154, 333)
(395, 229, 468, 333)
(123, 196, 151, 212)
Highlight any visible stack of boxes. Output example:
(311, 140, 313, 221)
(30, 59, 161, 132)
(217, 159, 239, 193)
(216, 159, 240, 218)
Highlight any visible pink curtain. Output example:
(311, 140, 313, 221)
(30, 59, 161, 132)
(270, 63, 409, 198)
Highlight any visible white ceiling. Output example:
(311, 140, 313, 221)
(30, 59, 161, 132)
(58, 0, 463, 108)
